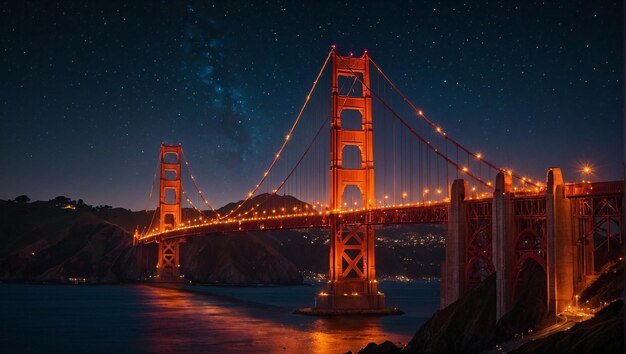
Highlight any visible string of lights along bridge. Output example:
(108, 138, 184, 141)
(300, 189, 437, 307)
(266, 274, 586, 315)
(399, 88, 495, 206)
(134, 47, 623, 316)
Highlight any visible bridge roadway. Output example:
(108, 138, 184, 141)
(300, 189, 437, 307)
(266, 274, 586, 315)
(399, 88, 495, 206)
(140, 180, 622, 244)
(140, 201, 450, 243)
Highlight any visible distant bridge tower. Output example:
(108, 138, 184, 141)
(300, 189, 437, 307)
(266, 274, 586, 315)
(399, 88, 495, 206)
(316, 48, 384, 310)
(157, 144, 182, 281)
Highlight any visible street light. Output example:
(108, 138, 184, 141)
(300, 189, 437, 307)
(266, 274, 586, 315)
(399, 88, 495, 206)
(581, 164, 593, 182)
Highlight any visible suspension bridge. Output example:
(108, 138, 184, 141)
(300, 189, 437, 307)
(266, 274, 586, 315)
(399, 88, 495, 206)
(133, 47, 623, 318)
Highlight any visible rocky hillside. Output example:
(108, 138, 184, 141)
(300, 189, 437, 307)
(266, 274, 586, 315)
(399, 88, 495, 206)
(511, 261, 624, 354)
(511, 300, 623, 354)
(359, 257, 624, 353)
(0, 199, 302, 284)
(404, 274, 497, 354)
(217, 192, 312, 217)
(0, 200, 142, 282)
(180, 234, 302, 284)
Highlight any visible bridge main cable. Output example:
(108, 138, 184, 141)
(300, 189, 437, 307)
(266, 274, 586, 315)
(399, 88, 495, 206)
(234, 76, 359, 219)
(219, 48, 333, 221)
(180, 146, 220, 219)
(368, 57, 540, 188)
(142, 149, 164, 236)
(333, 49, 493, 189)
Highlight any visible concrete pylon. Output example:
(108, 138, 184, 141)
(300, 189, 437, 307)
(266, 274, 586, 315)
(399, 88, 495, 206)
(546, 167, 575, 316)
(492, 171, 513, 320)
(441, 179, 469, 308)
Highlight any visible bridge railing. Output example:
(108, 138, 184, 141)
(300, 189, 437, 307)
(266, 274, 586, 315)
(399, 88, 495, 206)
(564, 180, 623, 198)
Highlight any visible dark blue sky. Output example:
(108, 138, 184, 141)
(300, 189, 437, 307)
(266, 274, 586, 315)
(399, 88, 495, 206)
(1, 1, 623, 210)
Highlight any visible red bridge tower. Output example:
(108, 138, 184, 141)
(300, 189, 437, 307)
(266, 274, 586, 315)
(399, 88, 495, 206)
(156, 144, 183, 281)
(315, 49, 385, 311)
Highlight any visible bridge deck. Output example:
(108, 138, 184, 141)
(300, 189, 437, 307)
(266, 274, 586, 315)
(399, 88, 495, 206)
(140, 202, 449, 242)
(139, 180, 623, 243)
(564, 180, 623, 198)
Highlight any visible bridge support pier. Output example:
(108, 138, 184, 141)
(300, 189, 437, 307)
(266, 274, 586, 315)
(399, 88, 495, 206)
(546, 168, 575, 316)
(441, 179, 469, 308)
(438, 167, 618, 322)
(493, 171, 514, 320)
(156, 239, 181, 281)
(314, 217, 388, 312)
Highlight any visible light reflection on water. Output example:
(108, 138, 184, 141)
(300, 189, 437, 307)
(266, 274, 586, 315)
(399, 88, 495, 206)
(0, 282, 439, 353)
(141, 286, 398, 353)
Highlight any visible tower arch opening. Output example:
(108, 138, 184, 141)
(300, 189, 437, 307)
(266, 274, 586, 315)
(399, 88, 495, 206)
(163, 152, 179, 164)
(341, 145, 363, 169)
(340, 109, 363, 131)
(341, 185, 364, 210)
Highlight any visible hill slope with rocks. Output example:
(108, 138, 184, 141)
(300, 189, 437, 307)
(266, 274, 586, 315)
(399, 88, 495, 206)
(358, 258, 624, 353)
(0, 199, 301, 284)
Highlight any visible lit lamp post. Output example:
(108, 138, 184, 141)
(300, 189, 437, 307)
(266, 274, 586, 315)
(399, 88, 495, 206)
(581, 165, 592, 183)
(575, 294, 579, 308)
(401, 192, 407, 205)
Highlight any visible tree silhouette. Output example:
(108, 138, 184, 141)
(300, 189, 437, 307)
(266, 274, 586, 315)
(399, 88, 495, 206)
(50, 196, 70, 207)
(14, 195, 30, 203)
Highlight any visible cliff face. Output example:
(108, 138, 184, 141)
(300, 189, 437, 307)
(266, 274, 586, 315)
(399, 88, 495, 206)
(0, 202, 142, 282)
(579, 261, 624, 308)
(511, 261, 625, 354)
(511, 300, 624, 354)
(397, 261, 548, 354)
(494, 260, 549, 340)
(359, 257, 625, 354)
(402, 274, 497, 354)
(0, 200, 302, 284)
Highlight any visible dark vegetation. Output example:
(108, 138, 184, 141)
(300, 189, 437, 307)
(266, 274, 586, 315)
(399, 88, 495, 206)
(0, 194, 445, 284)
(0, 197, 300, 284)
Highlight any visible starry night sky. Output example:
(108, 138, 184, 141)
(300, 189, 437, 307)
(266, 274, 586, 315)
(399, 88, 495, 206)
(1, 1, 623, 210)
